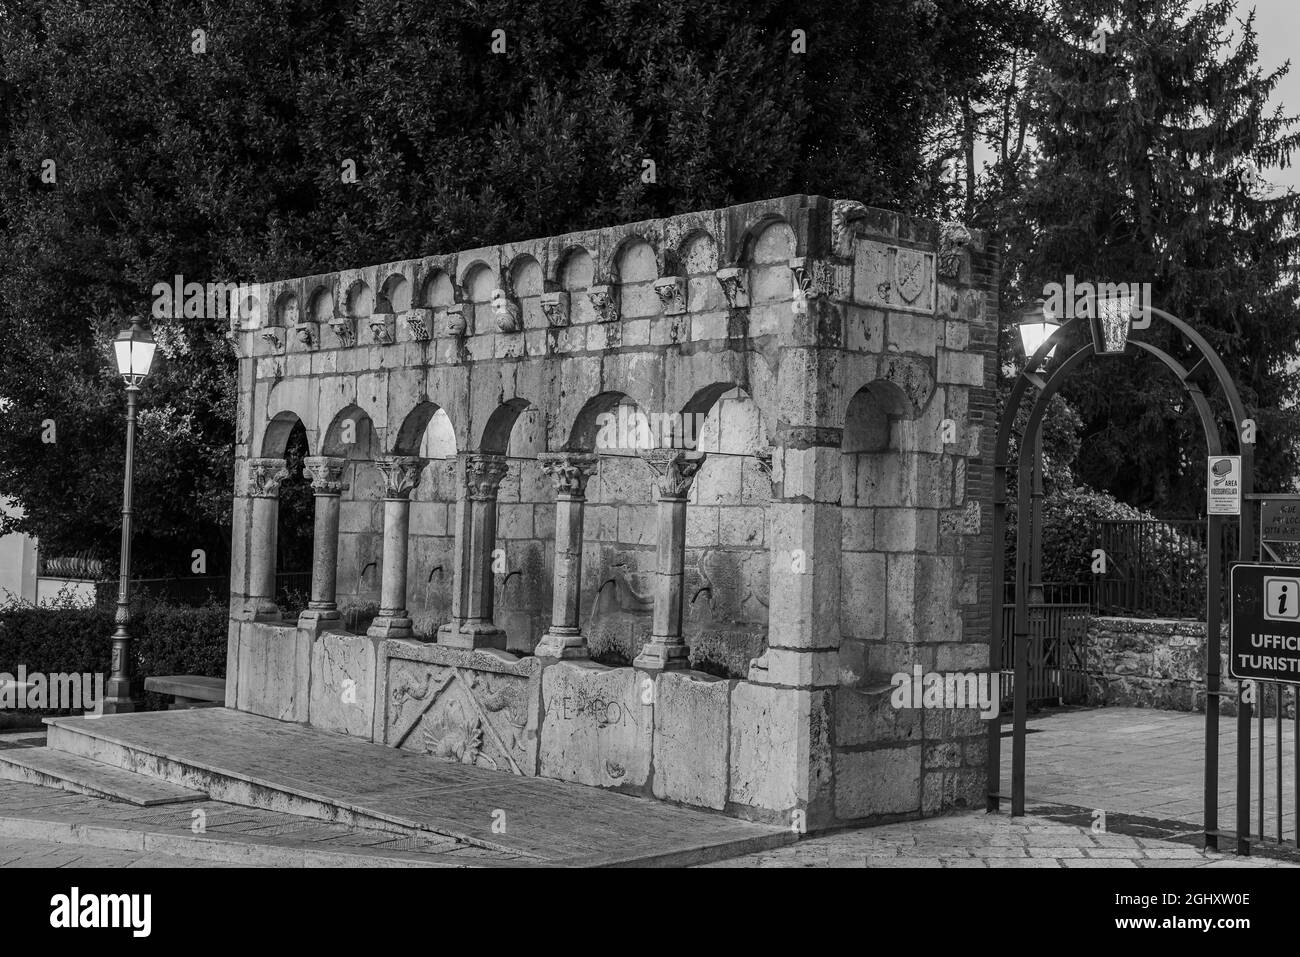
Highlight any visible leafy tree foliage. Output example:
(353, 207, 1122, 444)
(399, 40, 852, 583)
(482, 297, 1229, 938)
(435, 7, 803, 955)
(0, 0, 1034, 573)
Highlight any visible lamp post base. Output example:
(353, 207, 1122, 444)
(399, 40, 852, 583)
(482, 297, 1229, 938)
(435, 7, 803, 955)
(101, 677, 135, 714)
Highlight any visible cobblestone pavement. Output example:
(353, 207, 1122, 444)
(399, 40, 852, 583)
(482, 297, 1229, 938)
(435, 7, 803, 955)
(997, 706, 1296, 842)
(0, 837, 242, 867)
(706, 809, 1298, 868)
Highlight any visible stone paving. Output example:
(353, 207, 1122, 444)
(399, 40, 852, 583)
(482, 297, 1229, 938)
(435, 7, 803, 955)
(0, 836, 242, 868)
(708, 809, 1296, 868)
(40, 708, 790, 865)
(0, 779, 527, 867)
(997, 706, 1296, 843)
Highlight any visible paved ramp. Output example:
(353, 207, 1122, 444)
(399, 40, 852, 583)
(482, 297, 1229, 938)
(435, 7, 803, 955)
(42, 708, 791, 866)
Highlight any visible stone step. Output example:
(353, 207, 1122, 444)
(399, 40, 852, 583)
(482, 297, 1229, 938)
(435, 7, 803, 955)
(0, 747, 206, 806)
(43, 708, 794, 866)
(44, 716, 434, 843)
(0, 812, 508, 868)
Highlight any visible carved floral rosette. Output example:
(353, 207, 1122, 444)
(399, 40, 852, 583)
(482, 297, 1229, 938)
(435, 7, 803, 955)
(247, 458, 290, 498)
(538, 452, 599, 499)
(640, 448, 706, 499)
(375, 455, 425, 500)
(303, 456, 348, 495)
(463, 453, 510, 501)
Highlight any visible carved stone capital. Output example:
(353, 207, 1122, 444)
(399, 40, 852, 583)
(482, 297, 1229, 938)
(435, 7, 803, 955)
(587, 285, 619, 323)
(639, 448, 706, 499)
(293, 321, 317, 347)
(375, 455, 425, 499)
(463, 453, 510, 501)
(538, 452, 599, 498)
(403, 308, 433, 341)
(832, 199, 869, 257)
(369, 312, 395, 344)
(260, 330, 283, 352)
(247, 458, 290, 498)
(938, 221, 972, 279)
(539, 291, 570, 327)
(789, 257, 837, 303)
(445, 304, 467, 337)
(328, 316, 356, 348)
(653, 276, 686, 315)
(715, 267, 748, 309)
(303, 456, 348, 495)
(492, 290, 522, 333)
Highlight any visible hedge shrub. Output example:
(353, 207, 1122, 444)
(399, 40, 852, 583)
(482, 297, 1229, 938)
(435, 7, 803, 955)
(0, 595, 227, 719)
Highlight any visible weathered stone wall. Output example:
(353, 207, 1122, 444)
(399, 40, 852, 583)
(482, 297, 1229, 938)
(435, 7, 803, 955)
(226, 194, 999, 829)
(1086, 616, 1289, 717)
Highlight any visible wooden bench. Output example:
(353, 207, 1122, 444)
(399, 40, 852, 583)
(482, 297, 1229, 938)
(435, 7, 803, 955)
(143, 675, 226, 710)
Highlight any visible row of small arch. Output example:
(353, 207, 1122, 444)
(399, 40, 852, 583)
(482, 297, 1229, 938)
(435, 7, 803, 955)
(259, 374, 925, 464)
(254, 215, 803, 329)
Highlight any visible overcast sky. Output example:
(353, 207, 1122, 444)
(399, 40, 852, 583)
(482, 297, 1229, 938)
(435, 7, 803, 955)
(1240, 1, 1297, 195)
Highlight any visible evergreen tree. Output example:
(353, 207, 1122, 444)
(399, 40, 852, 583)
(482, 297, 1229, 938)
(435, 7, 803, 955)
(1004, 0, 1300, 514)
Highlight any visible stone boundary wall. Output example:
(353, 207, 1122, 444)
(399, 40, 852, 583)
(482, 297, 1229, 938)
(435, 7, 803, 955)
(1086, 616, 1293, 717)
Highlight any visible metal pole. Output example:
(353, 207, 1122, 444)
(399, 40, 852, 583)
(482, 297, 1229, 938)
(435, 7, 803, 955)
(1030, 430, 1045, 606)
(1204, 512, 1222, 850)
(103, 386, 138, 714)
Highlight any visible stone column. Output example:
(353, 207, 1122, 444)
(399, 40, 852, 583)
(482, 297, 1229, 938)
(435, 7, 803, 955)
(634, 448, 706, 671)
(246, 457, 290, 621)
(750, 428, 843, 688)
(534, 452, 599, 659)
(368, 456, 425, 638)
(297, 456, 347, 633)
(437, 452, 510, 650)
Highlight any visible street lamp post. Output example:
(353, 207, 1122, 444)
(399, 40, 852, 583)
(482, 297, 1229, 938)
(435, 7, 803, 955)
(1017, 299, 1061, 609)
(104, 317, 156, 715)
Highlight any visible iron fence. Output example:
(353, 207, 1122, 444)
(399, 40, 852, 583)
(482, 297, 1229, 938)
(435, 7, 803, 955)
(93, 572, 311, 609)
(998, 599, 1091, 706)
(1093, 518, 1234, 619)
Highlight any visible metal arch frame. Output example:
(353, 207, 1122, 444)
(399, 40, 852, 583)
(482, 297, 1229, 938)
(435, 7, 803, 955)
(985, 307, 1255, 854)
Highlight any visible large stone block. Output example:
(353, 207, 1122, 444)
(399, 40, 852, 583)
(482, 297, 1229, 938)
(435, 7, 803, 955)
(308, 631, 380, 738)
(652, 671, 732, 809)
(729, 683, 833, 822)
(834, 745, 921, 819)
(381, 642, 541, 775)
(835, 685, 921, 747)
(235, 621, 310, 722)
(538, 661, 651, 788)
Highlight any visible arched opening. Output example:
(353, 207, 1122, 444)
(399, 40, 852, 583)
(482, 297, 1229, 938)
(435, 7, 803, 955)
(395, 401, 460, 639)
(839, 381, 917, 683)
(261, 412, 313, 618)
(461, 263, 496, 336)
(322, 404, 382, 632)
(681, 384, 770, 676)
(614, 238, 658, 319)
(510, 255, 544, 329)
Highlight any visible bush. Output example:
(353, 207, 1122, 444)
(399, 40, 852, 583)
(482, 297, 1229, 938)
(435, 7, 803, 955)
(0, 595, 228, 719)
(1005, 484, 1208, 616)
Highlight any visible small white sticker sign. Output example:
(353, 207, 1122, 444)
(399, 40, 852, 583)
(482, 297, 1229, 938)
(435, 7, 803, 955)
(1207, 455, 1242, 516)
